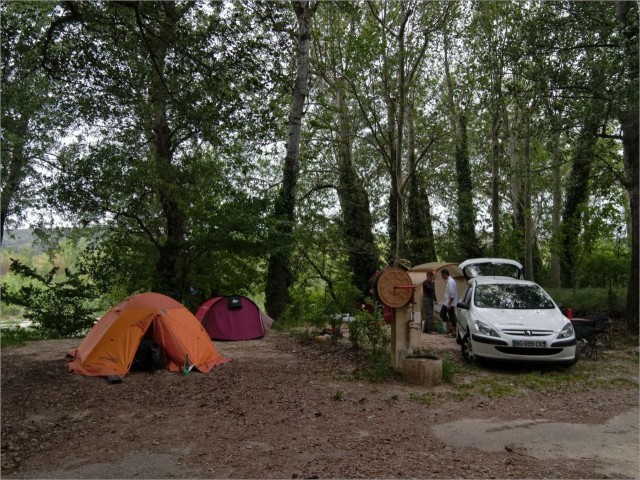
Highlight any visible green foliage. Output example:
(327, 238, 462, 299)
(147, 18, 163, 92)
(352, 349, 397, 383)
(545, 287, 626, 318)
(0, 326, 45, 346)
(2, 259, 99, 338)
(347, 309, 395, 382)
(348, 309, 389, 353)
(440, 352, 457, 384)
(408, 392, 439, 406)
(277, 286, 331, 331)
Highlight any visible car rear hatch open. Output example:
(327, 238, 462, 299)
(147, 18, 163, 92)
(459, 258, 523, 279)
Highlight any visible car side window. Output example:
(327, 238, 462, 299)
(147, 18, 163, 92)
(461, 286, 473, 306)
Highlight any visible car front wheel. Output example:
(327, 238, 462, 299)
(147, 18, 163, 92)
(461, 333, 474, 363)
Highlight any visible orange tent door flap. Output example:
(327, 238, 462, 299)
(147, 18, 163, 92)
(154, 310, 229, 373)
(68, 311, 154, 377)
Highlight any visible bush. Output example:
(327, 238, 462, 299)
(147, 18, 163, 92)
(353, 349, 397, 383)
(276, 287, 328, 332)
(2, 259, 100, 338)
(545, 287, 626, 319)
(348, 309, 389, 354)
(0, 326, 45, 346)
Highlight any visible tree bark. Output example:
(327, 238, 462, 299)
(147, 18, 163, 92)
(549, 129, 563, 287)
(147, 2, 187, 300)
(265, 1, 317, 320)
(406, 100, 437, 265)
(1, 115, 29, 243)
(490, 108, 501, 258)
(333, 84, 379, 294)
(559, 115, 598, 288)
(523, 117, 534, 280)
(616, 1, 639, 328)
(443, 29, 482, 260)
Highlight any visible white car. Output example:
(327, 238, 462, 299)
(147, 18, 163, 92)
(455, 258, 578, 365)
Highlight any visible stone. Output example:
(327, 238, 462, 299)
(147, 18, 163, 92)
(401, 355, 442, 387)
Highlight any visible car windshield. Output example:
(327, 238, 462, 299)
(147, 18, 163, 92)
(474, 284, 555, 309)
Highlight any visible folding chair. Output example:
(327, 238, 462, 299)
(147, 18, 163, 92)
(581, 313, 611, 361)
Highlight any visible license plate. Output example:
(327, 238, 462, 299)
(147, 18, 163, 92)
(513, 340, 546, 348)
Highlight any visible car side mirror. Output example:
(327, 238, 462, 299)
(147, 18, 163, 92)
(457, 301, 469, 310)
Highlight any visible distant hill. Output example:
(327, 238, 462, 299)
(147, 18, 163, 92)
(1, 229, 36, 248)
(0, 229, 49, 253)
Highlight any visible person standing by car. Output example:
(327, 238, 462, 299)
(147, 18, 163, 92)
(441, 269, 458, 337)
(422, 271, 437, 333)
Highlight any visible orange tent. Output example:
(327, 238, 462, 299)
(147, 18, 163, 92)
(67, 292, 229, 378)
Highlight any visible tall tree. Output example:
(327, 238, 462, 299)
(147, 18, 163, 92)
(406, 97, 437, 264)
(1, 2, 63, 242)
(311, 3, 379, 293)
(349, 0, 444, 265)
(39, 1, 286, 301)
(615, 1, 639, 327)
(442, 14, 483, 260)
(265, 0, 318, 320)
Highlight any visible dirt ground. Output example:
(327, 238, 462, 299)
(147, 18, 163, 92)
(1, 330, 638, 479)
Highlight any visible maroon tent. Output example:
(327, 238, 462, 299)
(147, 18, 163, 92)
(195, 296, 273, 341)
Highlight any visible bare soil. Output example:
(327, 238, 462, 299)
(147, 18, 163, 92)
(2, 331, 638, 479)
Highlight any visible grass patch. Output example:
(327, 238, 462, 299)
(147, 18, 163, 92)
(446, 350, 639, 400)
(352, 349, 398, 383)
(441, 352, 458, 384)
(408, 392, 440, 406)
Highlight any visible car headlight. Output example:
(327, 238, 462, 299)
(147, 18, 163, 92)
(557, 322, 575, 339)
(474, 319, 500, 337)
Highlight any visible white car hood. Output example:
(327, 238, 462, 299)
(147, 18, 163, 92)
(478, 309, 568, 331)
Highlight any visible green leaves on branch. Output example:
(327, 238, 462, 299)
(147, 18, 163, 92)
(2, 259, 99, 338)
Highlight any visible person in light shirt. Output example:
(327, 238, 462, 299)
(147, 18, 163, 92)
(441, 269, 458, 337)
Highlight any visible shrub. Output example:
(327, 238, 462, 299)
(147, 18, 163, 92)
(348, 309, 389, 353)
(353, 349, 397, 383)
(545, 286, 626, 318)
(0, 326, 45, 346)
(2, 259, 100, 338)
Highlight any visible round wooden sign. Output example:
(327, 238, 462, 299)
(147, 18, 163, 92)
(375, 267, 414, 308)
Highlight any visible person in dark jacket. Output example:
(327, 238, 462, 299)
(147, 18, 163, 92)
(422, 271, 437, 333)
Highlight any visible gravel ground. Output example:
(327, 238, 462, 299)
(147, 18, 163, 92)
(1, 330, 638, 479)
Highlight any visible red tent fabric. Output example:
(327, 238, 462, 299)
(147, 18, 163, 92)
(195, 295, 273, 341)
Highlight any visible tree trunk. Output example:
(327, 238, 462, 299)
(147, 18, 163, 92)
(407, 100, 436, 265)
(333, 86, 379, 294)
(0, 115, 29, 243)
(523, 119, 534, 280)
(265, 1, 317, 320)
(621, 111, 639, 328)
(490, 109, 501, 257)
(407, 173, 437, 265)
(443, 30, 482, 260)
(505, 118, 525, 267)
(149, 3, 186, 300)
(616, 0, 639, 328)
(547, 130, 563, 287)
(454, 116, 482, 259)
(559, 116, 598, 288)
(387, 185, 398, 266)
